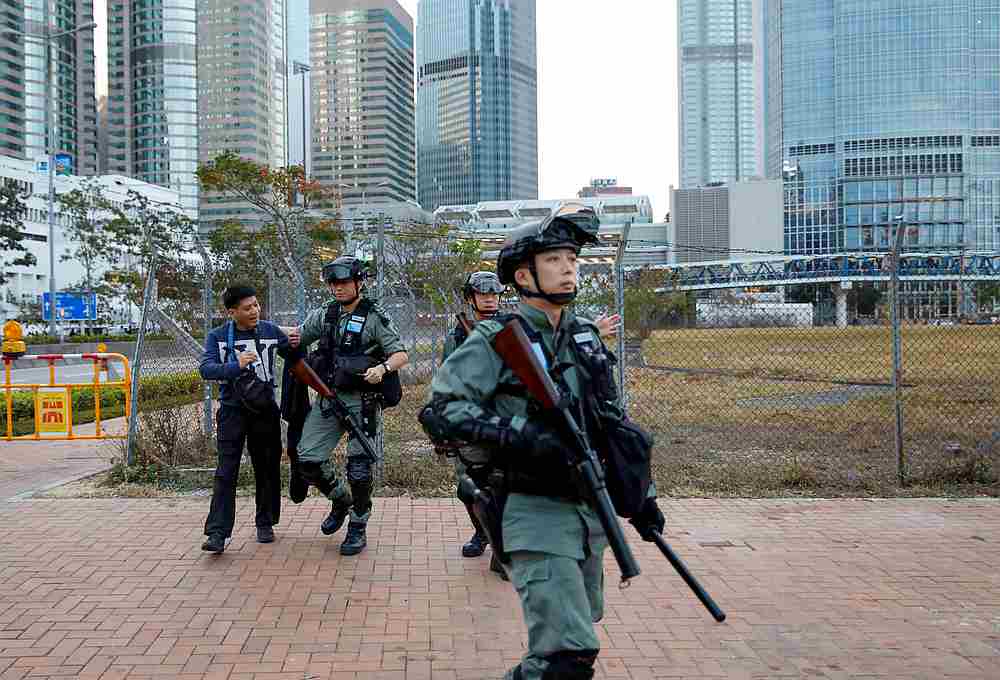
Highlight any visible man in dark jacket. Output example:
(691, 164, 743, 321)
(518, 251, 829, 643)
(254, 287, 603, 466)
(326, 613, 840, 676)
(198, 284, 295, 553)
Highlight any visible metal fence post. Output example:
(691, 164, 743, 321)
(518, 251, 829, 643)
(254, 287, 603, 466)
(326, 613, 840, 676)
(126, 263, 157, 466)
(615, 221, 632, 411)
(888, 220, 907, 485)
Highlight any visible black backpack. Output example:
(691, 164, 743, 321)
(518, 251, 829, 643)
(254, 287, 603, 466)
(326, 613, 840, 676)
(226, 322, 276, 414)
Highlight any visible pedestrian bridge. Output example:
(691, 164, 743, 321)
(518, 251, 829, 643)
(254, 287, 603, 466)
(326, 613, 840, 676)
(653, 251, 1000, 291)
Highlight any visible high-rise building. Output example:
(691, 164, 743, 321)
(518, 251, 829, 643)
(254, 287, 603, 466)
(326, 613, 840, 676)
(107, 0, 288, 223)
(0, 0, 98, 175)
(310, 0, 415, 206)
(287, 0, 310, 172)
(105, 0, 199, 215)
(678, 0, 758, 188)
(416, 0, 538, 212)
(577, 178, 633, 198)
(766, 0, 1000, 255)
(198, 0, 288, 227)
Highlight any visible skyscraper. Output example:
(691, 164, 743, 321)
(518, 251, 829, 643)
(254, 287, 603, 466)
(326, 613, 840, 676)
(416, 0, 537, 212)
(106, 0, 199, 215)
(0, 0, 97, 175)
(678, 0, 758, 188)
(310, 0, 415, 205)
(198, 0, 288, 227)
(106, 0, 288, 222)
(766, 0, 1000, 255)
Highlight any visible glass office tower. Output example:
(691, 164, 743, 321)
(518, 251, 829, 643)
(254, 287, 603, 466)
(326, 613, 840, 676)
(767, 0, 1000, 255)
(678, 0, 758, 188)
(0, 0, 97, 175)
(106, 0, 199, 215)
(310, 0, 415, 205)
(416, 0, 537, 211)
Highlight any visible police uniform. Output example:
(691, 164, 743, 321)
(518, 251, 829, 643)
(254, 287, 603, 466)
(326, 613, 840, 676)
(422, 206, 663, 680)
(296, 288, 404, 551)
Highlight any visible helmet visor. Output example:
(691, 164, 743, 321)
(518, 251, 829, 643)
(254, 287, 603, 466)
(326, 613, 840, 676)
(323, 262, 356, 283)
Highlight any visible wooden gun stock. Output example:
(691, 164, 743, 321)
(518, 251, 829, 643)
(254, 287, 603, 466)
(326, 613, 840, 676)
(288, 358, 334, 398)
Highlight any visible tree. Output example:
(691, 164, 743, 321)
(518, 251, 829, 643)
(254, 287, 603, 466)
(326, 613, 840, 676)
(56, 179, 132, 297)
(0, 182, 33, 286)
(196, 153, 343, 283)
(578, 267, 691, 340)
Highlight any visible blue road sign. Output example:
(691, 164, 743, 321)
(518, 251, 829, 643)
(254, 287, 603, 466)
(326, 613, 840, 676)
(42, 292, 97, 321)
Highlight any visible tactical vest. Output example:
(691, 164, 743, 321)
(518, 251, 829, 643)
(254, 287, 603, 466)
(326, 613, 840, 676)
(311, 298, 403, 407)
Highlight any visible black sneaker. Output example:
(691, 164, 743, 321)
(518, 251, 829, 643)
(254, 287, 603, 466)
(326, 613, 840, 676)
(339, 521, 367, 555)
(462, 532, 488, 558)
(201, 534, 225, 554)
(256, 526, 275, 543)
(321, 501, 350, 535)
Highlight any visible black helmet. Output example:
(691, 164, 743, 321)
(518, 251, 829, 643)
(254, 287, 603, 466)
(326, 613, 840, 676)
(462, 271, 504, 300)
(496, 204, 600, 304)
(322, 256, 366, 284)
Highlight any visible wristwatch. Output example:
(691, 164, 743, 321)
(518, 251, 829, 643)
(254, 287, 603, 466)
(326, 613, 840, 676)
(382, 362, 392, 374)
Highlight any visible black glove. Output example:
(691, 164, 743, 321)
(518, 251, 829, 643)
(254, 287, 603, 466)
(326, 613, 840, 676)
(518, 417, 570, 460)
(629, 497, 665, 542)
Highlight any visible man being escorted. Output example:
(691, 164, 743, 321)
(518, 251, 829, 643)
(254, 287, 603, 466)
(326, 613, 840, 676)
(292, 256, 408, 555)
(199, 285, 295, 553)
(420, 206, 664, 680)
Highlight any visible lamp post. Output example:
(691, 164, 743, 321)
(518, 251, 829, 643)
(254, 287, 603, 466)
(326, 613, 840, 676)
(292, 61, 310, 176)
(3, 20, 97, 335)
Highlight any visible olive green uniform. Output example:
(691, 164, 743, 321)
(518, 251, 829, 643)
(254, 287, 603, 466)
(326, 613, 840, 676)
(297, 297, 404, 524)
(430, 303, 622, 680)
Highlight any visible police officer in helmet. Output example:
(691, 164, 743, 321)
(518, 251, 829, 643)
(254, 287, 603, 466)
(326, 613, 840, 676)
(421, 205, 665, 680)
(290, 255, 408, 555)
(440, 271, 505, 564)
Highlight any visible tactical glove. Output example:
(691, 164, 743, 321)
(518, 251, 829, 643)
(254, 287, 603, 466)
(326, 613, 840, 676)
(518, 418, 571, 460)
(629, 497, 665, 542)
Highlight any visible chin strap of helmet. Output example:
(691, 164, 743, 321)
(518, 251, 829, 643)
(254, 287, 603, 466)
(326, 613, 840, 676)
(515, 261, 577, 306)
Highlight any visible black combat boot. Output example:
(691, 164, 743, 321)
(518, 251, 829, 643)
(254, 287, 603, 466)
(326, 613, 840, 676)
(201, 534, 225, 554)
(321, 500, 350, 535)
(256, 526, 275, 543)
(339, 521, 367, 555)
(462, 531, 488, 557)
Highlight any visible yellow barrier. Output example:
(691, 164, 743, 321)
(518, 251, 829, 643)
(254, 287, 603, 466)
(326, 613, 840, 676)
(2, 352, 132, 441)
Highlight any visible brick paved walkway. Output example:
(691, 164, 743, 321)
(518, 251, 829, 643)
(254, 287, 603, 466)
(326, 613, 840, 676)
(0, 496, 998, 679)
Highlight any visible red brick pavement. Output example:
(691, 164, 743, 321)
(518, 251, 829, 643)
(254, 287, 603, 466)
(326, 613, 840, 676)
(0, 496, 998, 679)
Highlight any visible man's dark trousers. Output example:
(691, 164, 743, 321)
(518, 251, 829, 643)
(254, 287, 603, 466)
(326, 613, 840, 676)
(204, 403, 282, 538)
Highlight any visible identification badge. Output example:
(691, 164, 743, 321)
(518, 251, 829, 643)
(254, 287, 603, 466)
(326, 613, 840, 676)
(573, 331, 593, 347)
(346, 320, 364, 333)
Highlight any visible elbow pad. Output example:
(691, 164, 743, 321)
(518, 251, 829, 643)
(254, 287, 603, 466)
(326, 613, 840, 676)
(453, 416, 520, 448)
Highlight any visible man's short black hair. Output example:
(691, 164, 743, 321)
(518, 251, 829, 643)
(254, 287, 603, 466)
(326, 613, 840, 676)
(223, 285, 257, 310)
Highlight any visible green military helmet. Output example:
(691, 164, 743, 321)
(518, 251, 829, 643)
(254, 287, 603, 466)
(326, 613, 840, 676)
(322, 256, 367, 284)
(496, 203, 600, 304)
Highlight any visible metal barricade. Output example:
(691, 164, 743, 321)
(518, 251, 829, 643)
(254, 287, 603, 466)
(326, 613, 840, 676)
(2, 352, 132, 441)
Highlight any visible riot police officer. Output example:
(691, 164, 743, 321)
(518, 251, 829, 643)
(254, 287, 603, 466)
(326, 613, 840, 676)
(421, 205, 665, 680)
(292, 256, 409, 555)
(440, 271, 506, 562)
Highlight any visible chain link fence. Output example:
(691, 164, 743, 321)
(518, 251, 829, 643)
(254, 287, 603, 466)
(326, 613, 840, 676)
(125, 216, 1000, 497)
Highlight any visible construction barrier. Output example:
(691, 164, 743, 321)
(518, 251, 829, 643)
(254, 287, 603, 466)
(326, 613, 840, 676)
(2, 352, 131, 441)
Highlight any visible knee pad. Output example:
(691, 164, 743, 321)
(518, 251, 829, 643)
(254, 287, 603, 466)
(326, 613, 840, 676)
(346, 457, 373, 484)
(299, 461, 333, 496)
(541, 650, 598, 680)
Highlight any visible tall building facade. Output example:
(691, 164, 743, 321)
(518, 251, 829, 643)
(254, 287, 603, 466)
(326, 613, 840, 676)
(0, 0, 97, 175)
(106, 0, 199, 215)
(310, 0, 415, 206)
(416, 0, 538, 212)
(678, 0, 758, 188)
(198, 0, 288, 226)
(766, 0, 1000, 255)
(287, 0, 310, 172)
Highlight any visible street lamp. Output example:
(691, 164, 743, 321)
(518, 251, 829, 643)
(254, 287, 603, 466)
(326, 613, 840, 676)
(292, 61, 310, 176)
(2, 20, 98, 335)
